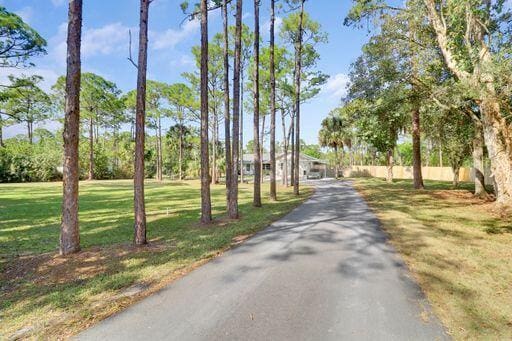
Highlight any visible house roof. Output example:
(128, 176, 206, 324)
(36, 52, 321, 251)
(242, 153, 327, 164)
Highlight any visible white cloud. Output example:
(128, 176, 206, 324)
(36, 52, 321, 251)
(51, 0, 66, 7)
(15, 6, 33, 23)
(322, 73, 349, 99)
(0, 67, 60, 91)
(82, 23, 132, 58)
(170, 54, 195, 68)
(151, 19, 199, 50)
(262, 16, 283, 38)
(51, 22, 133, 65)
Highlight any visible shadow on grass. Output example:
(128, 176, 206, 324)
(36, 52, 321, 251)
(0, 180, 313, 338)
(353, 177, 512, 339)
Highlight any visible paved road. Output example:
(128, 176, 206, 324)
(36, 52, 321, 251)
(78, 180, 449, 341)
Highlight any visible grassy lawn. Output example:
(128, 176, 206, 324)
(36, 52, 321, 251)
(0, 180, 312, 339)
(352, 178, 512, 340)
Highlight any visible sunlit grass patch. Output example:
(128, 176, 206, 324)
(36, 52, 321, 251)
(352, 178, 512, 340)
(0, 180, 312, 339)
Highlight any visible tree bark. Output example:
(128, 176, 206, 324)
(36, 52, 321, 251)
(260, 114, 265, 184)
(156, 115, 163, 181)
(179, 120, 184, 180)
(452, 166, 460, 188)
(281, 108, 288, 186)
(480, 99, 512, 203)
(0, 120, 3, 147)
(334, 145, 339, 179)
(200, 0, 212, 224)
(293, 0, 305, 196)
(423, 0, 512, 203)
(27, 121, 33, 144)
(473, 121, 487, 197)
(222, 0, 231, 202)
(212, 111, 219, 184)
(133, 0, 150, 244)
(290, 114, 295, 186)
(252, 0, 262, 208)
(396, 147, 403, 167)
(229, 0, 242, 219)
(412, 107, 424, 189)
(88, 116, 94, 180)
(60, 0, 82, 256)
(386, 148, 394, 183)
(240, 67, 245, 185)
(269, 0, 277, 201)
(439, 144, 443, 167)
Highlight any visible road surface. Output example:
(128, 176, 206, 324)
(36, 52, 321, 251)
(78, 180, 449, 341)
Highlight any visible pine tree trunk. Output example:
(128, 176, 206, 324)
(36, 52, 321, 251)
(200, 0, 212, 224)
(290, 115, 295, 186)
(281, 108, 288, 186)
(88, 117, 94, 180)
(386, 148, 394, 183)
(229, 0, 242, 219)
(0, 121, 3, 147)
(252, 0, 262, 208)
(133, 0, 150, 244)
(293, 0, 305, 196)
(412, 107, 424, 189)
(473, 121, 487, 197)
(156, 115, 163, 181)
(60, 0, 82, 256)
(240, 67, 244, 185)
(179, 121, 184, 180)
(269, 0, 277, 201)
(212, 111, 218, 184)
(222, 0, 231, 201)
(260, 114, 265, 184)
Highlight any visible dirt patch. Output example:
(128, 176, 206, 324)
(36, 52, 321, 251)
(231, 234, 253, 246)
(1, 241, 167, 294)
(430, 190, 512, 220)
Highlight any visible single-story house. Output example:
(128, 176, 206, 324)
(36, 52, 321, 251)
(242, 153, 328, 179)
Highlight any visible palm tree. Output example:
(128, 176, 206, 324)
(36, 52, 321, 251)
(319, 116, 345, 179)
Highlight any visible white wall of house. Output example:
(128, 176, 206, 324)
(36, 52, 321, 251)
(242, 154, 327, 179)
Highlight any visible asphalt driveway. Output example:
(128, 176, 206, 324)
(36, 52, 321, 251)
(78, 179, 449, 341)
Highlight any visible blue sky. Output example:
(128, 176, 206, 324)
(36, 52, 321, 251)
(1, 0, 369, 145)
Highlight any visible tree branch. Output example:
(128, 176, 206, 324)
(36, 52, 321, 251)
(127, 29, 139, 69)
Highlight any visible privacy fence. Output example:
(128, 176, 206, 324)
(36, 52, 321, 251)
(343, 165, 493, 184)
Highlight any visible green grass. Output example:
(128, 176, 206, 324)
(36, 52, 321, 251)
(353, 178, 512, 340)
(0, 180, 312, 339)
